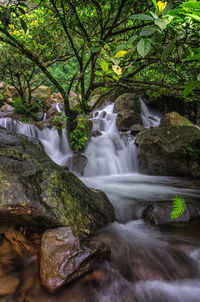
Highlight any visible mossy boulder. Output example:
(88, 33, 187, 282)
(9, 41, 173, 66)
(0, 127, 114, 234)
(31, 85, 51, 109)
(160, 112, 195, 127)
(138, 126, 200, 178)
(114, 93, 141, 114)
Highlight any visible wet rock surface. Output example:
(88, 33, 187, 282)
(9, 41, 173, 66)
(40, 227, 110, 292)
(116, 110, 142, 131)
(142, 201, 199, 225)
(138, 126, 200, 178)
(65, 153, 88, 175)
(0, 127, 115, 234)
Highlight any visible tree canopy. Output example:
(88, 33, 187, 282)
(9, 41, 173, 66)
(0, 0, 199, 122)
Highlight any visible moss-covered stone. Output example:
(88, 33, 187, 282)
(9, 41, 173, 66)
(138, 126, 200, 178)
(160, 112, 195, 127)
(114, 93, 141, 114)
(0, 128, 114, 234)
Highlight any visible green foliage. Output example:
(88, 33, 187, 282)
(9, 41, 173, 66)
(69, 119, 88, 151)
(171, 196, 186, 220)
(13, 97, 36, 117)
(186, 146, 200, 161)
(137, 38, 152, 58)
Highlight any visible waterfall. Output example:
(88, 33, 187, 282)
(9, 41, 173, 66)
(83, 103, 138, 177)
(0, 117, 71, 165)
(0, 99, 161, 175)
(141, 99, 161, 128)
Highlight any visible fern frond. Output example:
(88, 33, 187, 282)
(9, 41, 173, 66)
(171, 196, 186, 220)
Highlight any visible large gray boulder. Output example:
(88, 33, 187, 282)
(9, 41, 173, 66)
(138, 126, 200, 178)
(0, 127, 115, 234)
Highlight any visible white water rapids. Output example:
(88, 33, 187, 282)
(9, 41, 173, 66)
(0, 100, 200, 302)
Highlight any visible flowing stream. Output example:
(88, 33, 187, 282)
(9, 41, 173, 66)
(0, 100, 200, 302)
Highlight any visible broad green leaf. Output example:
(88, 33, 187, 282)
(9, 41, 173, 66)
(129, 14, 154, 21)
(197, 74, 200, 81)
(185, 13, 200, 22)
(150, 11, 159, 19)
(94, 71, 103, 77)
(101, 61, 109, 72)
(167, 9, 185, 17)
(184, 54, 200, 61)
(154, 18, 168, 30)
(112, 65, 122, 75)
(140, 26, 158, 36)
(181, 2, 200, 9)
(20, 18, 27, 33)
(184, 80, 200, 96)
(137, 38, 152, 57)
(161, 36, 177, 63)
(115, 50, 127, 58)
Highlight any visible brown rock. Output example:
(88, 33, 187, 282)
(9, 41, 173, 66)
(160, 112, 194, 127)
(130, 124, 145, 135)
(46, 107, 59, 119)
(0, 274, 20, 295)
(34, 111, 44, 122)
(40, 227, 110, 293)
(1, 103, 14, 112)
(114, 93, 141, 113)
(116, 110, 142, 131)
(92, 130, 102, 137)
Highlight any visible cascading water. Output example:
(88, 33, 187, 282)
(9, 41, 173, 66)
(140, 99, 161, 128)
(0, 99, 200, 302)
(0, 117, 71, 165)
(83, 103, 138, 176)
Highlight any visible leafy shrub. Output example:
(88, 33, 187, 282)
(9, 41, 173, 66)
(13, 97, 37, 117)
(69, 119, 88, 151)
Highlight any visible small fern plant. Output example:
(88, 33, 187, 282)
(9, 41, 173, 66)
(171, 196, 186, 220)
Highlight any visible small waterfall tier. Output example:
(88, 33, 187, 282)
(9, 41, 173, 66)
(141, 99, 161, 128)
(0, 118, 71, 165)
(83, 103, 138, 177)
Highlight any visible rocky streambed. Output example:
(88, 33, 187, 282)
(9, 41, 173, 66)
(0, 92, 200, 301)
